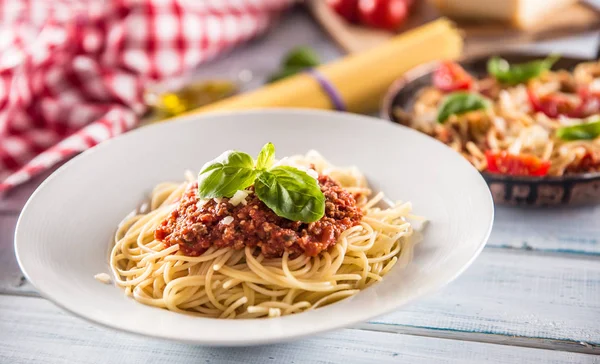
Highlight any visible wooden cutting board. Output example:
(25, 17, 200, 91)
(307, 0, 600, 56)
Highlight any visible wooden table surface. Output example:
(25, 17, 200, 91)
(1, 9, 600, 364)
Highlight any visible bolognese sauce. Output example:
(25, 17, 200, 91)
(155, 175, 363, 258)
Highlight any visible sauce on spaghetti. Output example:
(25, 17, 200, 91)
(155, 175, 362, 258)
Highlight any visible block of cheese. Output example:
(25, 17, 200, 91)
(429, 0, 579, 29)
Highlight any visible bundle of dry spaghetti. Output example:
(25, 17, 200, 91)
(179, 19, 463, 116)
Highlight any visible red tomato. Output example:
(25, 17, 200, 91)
(433, 61, 474, 92)
(566, 151, 600, 174)
(485, 151, 551, 177)
(327, 0, 360, 23)
(527, 87, 583, 118)
(358, 0, 408, 31)
(575, 86, 600, 117)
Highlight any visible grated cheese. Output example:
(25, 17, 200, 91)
(589, 78, 600, 93)
(229, 190, 249, 206)
(94, 273, 112, 284)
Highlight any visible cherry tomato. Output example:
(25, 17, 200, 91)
(575, 86, 600, 117)
(527, 87, 582, 118)
(433, 61, 474, 92)
(566, 151, 600, 174)
(485, 151, 551, 176)
(358, 0, 408, 31)
(327, 0, 360, 23)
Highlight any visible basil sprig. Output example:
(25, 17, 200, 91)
(197, 143, 325, 223)
(556, 120, 600, 141)
(437, 92, 490, 123)
(487, 54, 560, 85)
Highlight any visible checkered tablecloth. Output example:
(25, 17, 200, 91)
(0, 0, 293, 191)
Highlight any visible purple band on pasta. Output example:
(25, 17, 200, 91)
(306, 69, 346, 111)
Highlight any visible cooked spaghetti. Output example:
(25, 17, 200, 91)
(109, 151, 420, 319)
(394, 58, 600, 177)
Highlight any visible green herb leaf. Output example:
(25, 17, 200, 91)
(487, 54, 560, 85)
(282, 46, 320, 68)
(198, 144, 326, 223)
(198, 151, 257, 199)
(437, 92, 490, 123)
(256, 142, 275, 170)
(254, 166, 325, 223)
(556, 120, 600, 141)
(267, 47, 320, 83)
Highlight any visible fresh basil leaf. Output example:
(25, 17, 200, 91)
(256, 142, 275, 170)
(556, 120, 600, 141)
(487, 54, 560, 85)
(282, 46, 320, 69)
(198, 151, 257, 199)
(487, 56, 510, 79)
(437, 92, 490, 123)
(254, 166, 325, 223)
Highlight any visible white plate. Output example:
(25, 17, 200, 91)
(15, 109, 493, 346)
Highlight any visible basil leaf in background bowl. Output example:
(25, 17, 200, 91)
(256, 142, 275, 170)
(198, 151, 257, 198)
(556, 120, 600, 141)
(267, 46, 320, 83)
(283, 46, 320, 68)
(255, 166, 325, 223)
(487, 54, 560, 85)
(437, 92, 490, 123)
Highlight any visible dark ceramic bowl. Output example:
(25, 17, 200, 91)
(382, 52, 600, 206)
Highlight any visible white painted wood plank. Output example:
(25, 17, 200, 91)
(2, 244, 599, 347)
(0, 215, 35, 295)
(356, 323, 598, 354)
(375, 249, 600, 347)
(487, 206, 600, 255)
(0, 295, 596, 364)
(0, 167, 57, 213)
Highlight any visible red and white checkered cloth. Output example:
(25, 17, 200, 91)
(0, 0, 293, 192)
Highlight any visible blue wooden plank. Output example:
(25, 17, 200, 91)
(373, 248, 600, 347)
(0, 215, 34, 295)
(487, 206, 600, 255)
(1, 295, 597, 364)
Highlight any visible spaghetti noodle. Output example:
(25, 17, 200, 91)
(108, 152, 420, 319)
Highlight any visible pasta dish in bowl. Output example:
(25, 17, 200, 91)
(110, 146, 420, 318)
(15, 110, 493, 345)
(383, 54, 600, 206)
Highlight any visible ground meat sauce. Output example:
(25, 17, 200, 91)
(154, 175, 363, 258)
